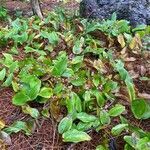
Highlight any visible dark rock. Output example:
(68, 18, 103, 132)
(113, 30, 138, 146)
(80, 0, 150, 26)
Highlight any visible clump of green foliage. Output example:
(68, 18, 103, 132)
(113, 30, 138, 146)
(0, 6, 8, 21)
(0, 9, 150, 149)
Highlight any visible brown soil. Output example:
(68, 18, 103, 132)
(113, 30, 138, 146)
(5, 0, 79, 16)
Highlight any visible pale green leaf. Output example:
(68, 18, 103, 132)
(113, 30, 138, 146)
(39, 87, 53, 98)
(62, 129, 91, 143)
(109, 104, 125, 117)
(58, 116, 72, 134)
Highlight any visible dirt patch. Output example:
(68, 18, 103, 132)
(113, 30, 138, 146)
(5, 0, 79, 16)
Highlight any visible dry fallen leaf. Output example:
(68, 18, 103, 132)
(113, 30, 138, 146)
(138, 93, 150, 100)
(129, 34, 142, 50)
(140, 66, 147, 76)
(0, 131, 12, 146)
(93, 60, 107, 74)
(120, 47, 127, 55)
(0, 120, 5, 130)
(124, 57, 136, 62)
(118, 34, 126, 48)
(128, 70, 139, 79)
(0, 139, 6, 150)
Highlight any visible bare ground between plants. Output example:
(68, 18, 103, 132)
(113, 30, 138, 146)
(5, 0, 79, 17)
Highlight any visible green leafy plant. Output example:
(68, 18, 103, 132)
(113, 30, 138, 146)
(0, 9, 149, 149)
(0, 6, 8, 20)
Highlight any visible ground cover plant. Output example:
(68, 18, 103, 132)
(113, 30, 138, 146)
(0, 7, 150, 149)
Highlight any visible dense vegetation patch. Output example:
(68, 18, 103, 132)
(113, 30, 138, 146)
(0, 9, 150, 149)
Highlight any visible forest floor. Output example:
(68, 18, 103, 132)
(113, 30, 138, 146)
(0, 1, 150, 150)
(5, 0, 79, 16)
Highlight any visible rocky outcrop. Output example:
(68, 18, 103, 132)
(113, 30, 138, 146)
(80, 0, 150, 26)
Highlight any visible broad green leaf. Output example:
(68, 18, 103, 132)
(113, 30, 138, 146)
(124, 136, 136, 148)
(92, 75, 100, 87)
(131, 99, 147, 119)
(136, 137, 150, 150)
(114, 60, 135, 101)
(4, 121, 31, 136)
(25, 46, 46, 55)
(15, 32, 28, 44)
(12, 81, 19, 92)
(2, 73, 13, 87)
(3, 53, 13, 67)
(83, 91, 91, 102)
(62, 129, 91, 143)
(109, 104, 125, 117)
(12, 91, 30, 106)
(71, 77, 86, 86)
(111, 124, 128, 135)
(142, 103, 150, 119)
(71, 92, 82, 113)
(66, 92, 82, 114)
(76, 122, 93, 131)
(62, 68, 74, 78)
(111, 12, 117, 21)
(40, 31, 59, 45)
(41, 109, 50, 118)
(48, 31, 59, 45)
(132, 24, 147, 32)
(120, 116, 128, 124)
(71, 56, 83, 64)
(9, 61, 18, 73)
(22, 105, 39, 119)
(124, 144, 134, 150)
(52, 51, 68, 76)
(66, 97, 75, 114)
(21, 74, 41, 99)
(76, 112, 97, 123)
(39, 87, 53, 98)
(124, 33, 132, 43)
(73, 37, 84, 54)
(104, 80, 118, 92)
(100, 110, 110, 125)
(114, 60, 129, 80)
(96, 145, 107, 150)
(53, 83, 63, 94)
(58, 116, 72, 134)
(0, 68, 6, 81)
(94, 91, 105, 107)
(125, 79, 135, 101)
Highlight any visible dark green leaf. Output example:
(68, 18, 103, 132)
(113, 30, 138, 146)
(111, 124, 128, 135)
(131, 99, 147, 119)
(0, 68, 6, 81)
(109, 104, 125, 117)
(22, 105, 39, 119)
(73, 37, 84, 54)
(2, 73, 13, 87)
(12, 91, 30, 106)
(52, 51, 68, 76)
(76, 112, 97, 123)
(4, 121, 31, 136)
(58, 116, 72, 134)
(39, 87, 53, 98)
(100, 110, 110, 125)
